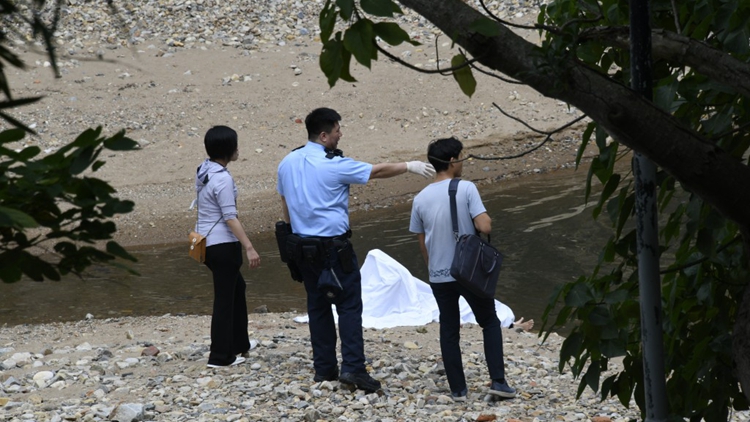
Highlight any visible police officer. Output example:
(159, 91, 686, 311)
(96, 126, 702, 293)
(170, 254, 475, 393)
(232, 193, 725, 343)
(277, 107, 434, 393)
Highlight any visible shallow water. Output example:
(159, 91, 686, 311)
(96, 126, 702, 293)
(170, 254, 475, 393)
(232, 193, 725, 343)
(0, 168, 611, 328)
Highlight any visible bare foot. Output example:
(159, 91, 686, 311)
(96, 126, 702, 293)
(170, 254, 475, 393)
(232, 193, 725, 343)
(514, 317, 535, 332)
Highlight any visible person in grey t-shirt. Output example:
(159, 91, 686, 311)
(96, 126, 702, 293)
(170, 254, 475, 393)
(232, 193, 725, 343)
(409, 136, 516, 402)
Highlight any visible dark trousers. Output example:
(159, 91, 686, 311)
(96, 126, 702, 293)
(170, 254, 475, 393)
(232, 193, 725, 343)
(430, 281, 506, 394)
(205, 241, 250, 365)
(298, 244, 365, 376)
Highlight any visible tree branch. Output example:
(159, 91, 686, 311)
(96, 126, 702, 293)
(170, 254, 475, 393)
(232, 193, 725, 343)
(398, 0, 750, 228)
(375, 43, 479, 74)
(580, 26, 750, 98)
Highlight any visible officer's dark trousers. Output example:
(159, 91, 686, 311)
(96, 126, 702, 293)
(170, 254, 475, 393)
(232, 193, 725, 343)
(299, 245, 366, 377)
(430, 281, 506, 394)
(205, 241, 250, 366)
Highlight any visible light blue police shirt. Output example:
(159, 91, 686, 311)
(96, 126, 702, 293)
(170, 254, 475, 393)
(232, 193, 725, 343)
(277, 141, 372, 237)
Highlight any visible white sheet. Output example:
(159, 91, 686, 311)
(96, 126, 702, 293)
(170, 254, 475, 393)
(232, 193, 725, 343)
(293, 249, 515, 329)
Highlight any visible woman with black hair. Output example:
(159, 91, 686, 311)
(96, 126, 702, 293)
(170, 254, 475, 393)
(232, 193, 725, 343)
(195, 125, 261, 368)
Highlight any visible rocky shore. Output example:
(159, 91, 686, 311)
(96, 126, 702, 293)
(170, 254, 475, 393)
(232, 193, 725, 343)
(1, 313, 645, 422)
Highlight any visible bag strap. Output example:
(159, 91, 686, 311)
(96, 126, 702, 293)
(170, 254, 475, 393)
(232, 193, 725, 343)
(448, 178, 461, 242)
(195, 174, 222, 237)
(204, 217, 222, 237)
(448, 178, 491, 244)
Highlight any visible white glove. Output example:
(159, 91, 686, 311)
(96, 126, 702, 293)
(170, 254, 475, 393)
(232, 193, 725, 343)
(405, 161, 436, 178)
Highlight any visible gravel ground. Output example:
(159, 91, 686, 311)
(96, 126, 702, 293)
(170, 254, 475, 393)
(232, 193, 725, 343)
(0, 313, 647, 422)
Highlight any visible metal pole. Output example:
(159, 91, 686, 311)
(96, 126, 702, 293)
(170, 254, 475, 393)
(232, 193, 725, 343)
(630, 0, 669, 420)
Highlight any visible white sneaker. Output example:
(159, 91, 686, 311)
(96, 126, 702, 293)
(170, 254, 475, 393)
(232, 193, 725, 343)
(207, 356, 245, 368)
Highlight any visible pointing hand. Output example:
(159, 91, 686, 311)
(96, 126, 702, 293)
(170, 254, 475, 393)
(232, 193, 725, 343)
(405, 161, 436, 178)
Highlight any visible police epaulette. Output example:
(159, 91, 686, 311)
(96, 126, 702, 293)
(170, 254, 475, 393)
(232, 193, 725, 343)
(325, 148, 344, 159)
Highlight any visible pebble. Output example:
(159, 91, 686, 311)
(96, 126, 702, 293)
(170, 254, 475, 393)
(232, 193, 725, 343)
(8, 0, 543, 56)
(0, 313, 697, 422)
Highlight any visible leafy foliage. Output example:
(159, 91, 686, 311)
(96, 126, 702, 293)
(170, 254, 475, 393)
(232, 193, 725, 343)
(317, 0, 750, 420)
(318, 0, 419, 87)
(0, 0, 138, 283)
(536, 0, 750, 420)
(0, 127, 139, 283)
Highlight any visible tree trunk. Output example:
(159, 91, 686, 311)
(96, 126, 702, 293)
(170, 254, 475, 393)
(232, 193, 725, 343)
(397, 0, 750, 403)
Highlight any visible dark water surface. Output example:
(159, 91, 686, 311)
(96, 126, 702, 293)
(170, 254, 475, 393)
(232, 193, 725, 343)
(0, 168, 611, 328)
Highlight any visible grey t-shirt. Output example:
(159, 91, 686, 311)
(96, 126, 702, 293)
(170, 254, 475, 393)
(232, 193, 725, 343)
(409, 179, 487, 283)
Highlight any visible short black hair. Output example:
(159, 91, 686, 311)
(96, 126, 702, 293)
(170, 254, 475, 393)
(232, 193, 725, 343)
(427, 137, 463, 173)
(204, 125, 238, 161)
(305, 107, 341, 140)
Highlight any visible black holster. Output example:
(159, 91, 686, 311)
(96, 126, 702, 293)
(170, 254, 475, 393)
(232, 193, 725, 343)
(335, 240, 355, 274)
(275, 221, 303, 282)
(285, 231, 354, 273)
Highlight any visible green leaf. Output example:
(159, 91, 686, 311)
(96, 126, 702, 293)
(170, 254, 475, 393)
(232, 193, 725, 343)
(726, 28, 750, 56)
(565, 282, 593, 307)
(593, 174, 621, 219)
(360, 0, 402, 17)
(469, 16, 501, 37)
(584, 362, 601, 392)
(450, 55, 476, 97)
(339, 48, 357, 83)
(373, 22, 411, 46)
(601, 338, 626, 358)
(602, 237, 616, 262)
(576, 123, 595, 169)
(601, 374, 617, 399)
(653, 79, 679, 113)
(336, 0, 354, 20)
(560, 332, 583, 371)
(319, 0, 337, 43)
(600, 321, 620, 340)
(689, 13, 714, 40)
(696, 228, 715, 256)
(0, 205, 39, 228)
(589, 305, 611, 326)
(616, 192, 635, 238)
(696, 281, 712, 304)
(604, 288, 629, 305)
(320, 36, 345, 87)
(617, 370, 635, 408)
(343, 19, 375, 68)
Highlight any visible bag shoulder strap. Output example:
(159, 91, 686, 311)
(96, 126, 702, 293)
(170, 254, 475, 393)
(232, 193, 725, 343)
(448, 178, 461, 242)
(195, 173, 222, 237)
(448, 178, 491, 244)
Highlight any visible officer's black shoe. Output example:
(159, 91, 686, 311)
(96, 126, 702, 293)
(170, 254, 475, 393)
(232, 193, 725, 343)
(313, 370, 339, 382)
(339, 372, 381, 393)
(489, 379, 516, 399)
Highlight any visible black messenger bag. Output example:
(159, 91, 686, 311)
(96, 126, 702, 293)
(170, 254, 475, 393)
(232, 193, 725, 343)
(448, 179, 503, 299)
